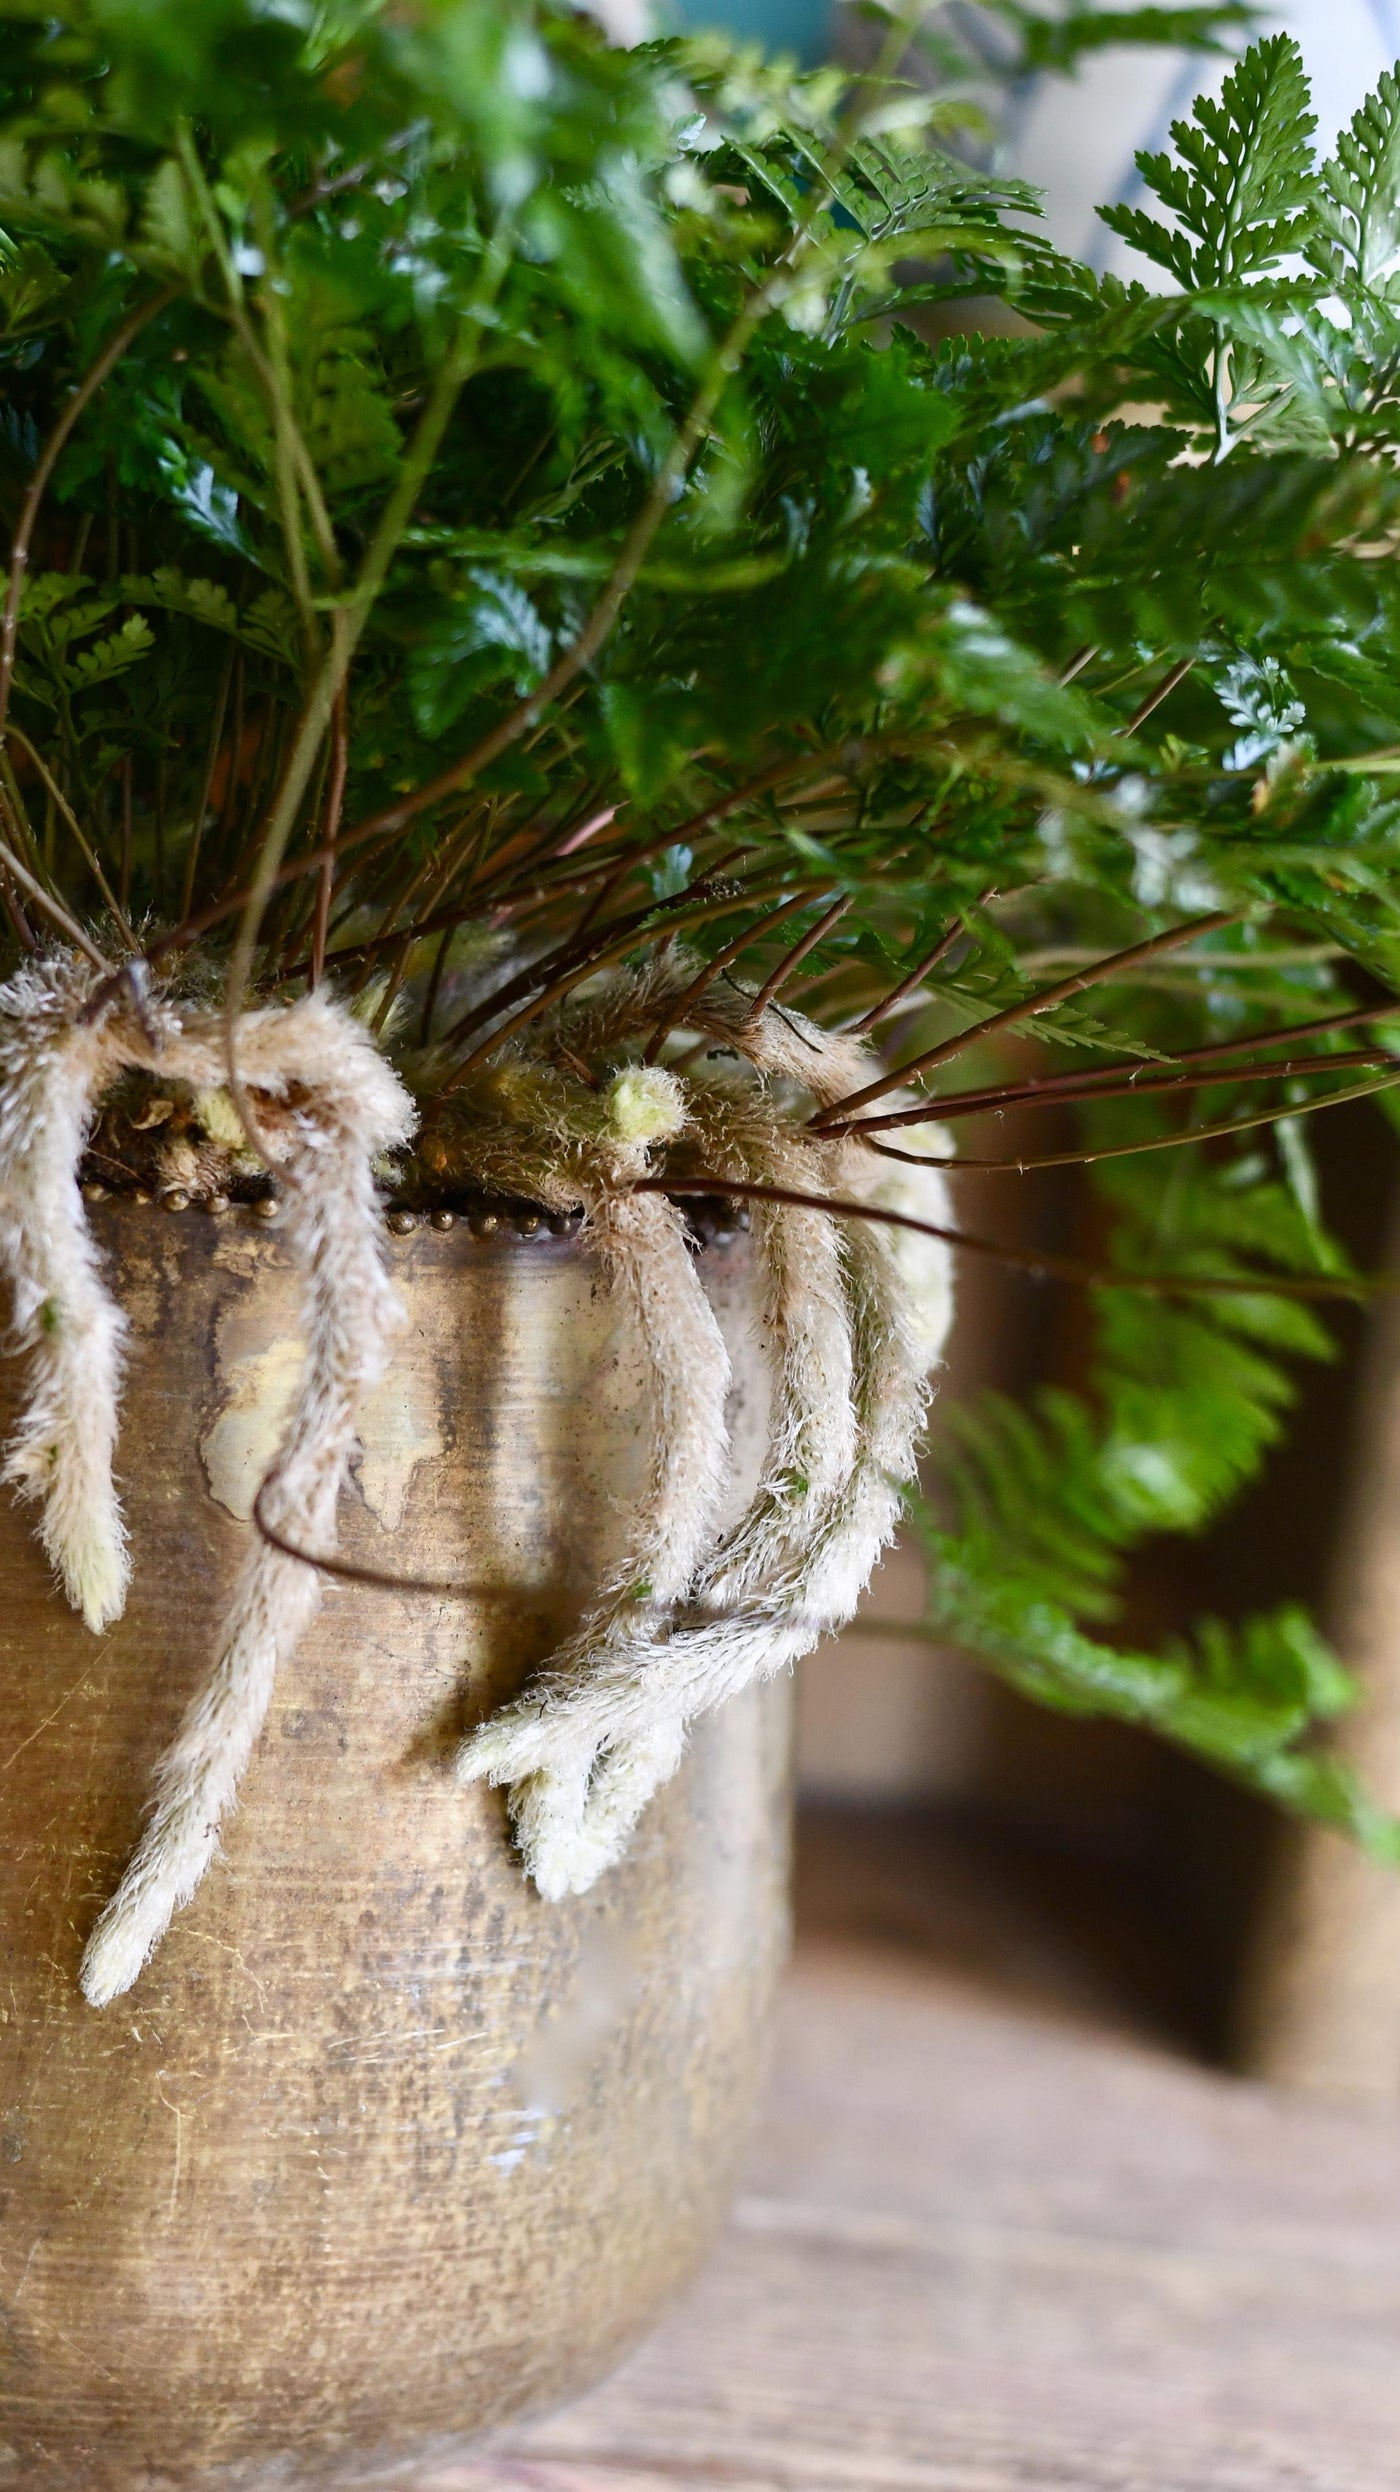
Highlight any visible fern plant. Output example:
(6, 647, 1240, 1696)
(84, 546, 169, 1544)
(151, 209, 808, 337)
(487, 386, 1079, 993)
(5, 0, 1400, 1865)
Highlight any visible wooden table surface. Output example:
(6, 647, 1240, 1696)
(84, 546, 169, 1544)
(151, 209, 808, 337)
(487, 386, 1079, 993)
(415, 1817, 1400, 2492)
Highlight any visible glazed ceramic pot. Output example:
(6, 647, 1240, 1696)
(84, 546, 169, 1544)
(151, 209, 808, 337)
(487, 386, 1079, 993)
(0, 1203, 791, 2490)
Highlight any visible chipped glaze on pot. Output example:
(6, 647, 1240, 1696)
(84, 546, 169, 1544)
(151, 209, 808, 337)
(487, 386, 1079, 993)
(0, 1204, 791, 2491)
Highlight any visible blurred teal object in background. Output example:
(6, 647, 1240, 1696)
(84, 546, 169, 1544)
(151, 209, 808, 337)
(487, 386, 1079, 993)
(659, 0, 1392, 288)
(672, 0, 831, 60)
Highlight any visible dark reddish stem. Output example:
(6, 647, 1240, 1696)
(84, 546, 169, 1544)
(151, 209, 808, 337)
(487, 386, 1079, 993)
(860, 1063, 1400, 1173)
(433, 876, 807, 1095)
(311, 685, 349, 989)
(642, 886, 832, 1064)
(844, 889, 996, 1035)
(636, 1175, 1381, 1302)
(745, 892, 852, 1023)
(1123, 654, 1197, 735)
(808, 910, 1243, 1131)
(825, 1046, 1397, 1136)
(119, 756, 133, 917)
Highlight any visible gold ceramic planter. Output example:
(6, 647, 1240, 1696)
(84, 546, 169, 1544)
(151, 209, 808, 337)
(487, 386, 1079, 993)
(0, 1204, 790, 2490)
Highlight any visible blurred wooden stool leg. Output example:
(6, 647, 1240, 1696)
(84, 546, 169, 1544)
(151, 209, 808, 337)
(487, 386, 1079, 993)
(1237, 1193, 1400, 2101)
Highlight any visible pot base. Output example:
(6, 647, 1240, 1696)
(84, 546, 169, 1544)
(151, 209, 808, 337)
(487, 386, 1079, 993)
(0, 1206, 791, 2488)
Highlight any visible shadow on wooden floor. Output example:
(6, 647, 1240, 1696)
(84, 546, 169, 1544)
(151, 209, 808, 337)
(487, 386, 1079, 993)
(793, 1798, 1257, 2064)
(456, 1805, 1400, 2492)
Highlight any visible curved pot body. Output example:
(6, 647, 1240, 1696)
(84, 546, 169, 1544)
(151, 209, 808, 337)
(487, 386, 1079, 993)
(0, 1205, 791, 2490)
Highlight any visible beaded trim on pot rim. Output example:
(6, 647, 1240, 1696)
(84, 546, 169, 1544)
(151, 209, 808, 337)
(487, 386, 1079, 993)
(0, 948, 952, 2006)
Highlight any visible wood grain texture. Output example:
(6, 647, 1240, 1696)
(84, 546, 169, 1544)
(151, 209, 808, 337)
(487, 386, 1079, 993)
(435, 1877, 1400, 2490)
(1240, 1193, 1400, 2101)
(0, 1205, 791, 2491)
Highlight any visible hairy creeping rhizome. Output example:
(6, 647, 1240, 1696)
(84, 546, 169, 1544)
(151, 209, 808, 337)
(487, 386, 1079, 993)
(0, 948, 951, 1998)
(6, 0, 1400, 1993)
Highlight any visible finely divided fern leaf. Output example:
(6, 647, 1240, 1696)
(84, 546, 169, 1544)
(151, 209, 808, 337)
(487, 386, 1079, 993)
(920, 1541, 1400, 1858)
(1313, 66, 1400, 298)
(919, 1148, 1381, 1828)
(8, 8, 1400, 1868)
(938, 1152, 1343, 1626)
(1100, 34, 1317, 287)
(1007, 1, 1254, 76)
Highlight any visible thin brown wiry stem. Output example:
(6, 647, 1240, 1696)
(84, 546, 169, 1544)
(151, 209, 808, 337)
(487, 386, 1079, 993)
(844, 889, 996, 1034)
(829, 990, 1400, 1128)
(219, 652, 245, 846)
(354, 794, 501, 978)
(167, 830, 539, 982)
(1162, 995, 1400, 1061)
(271, 721, 334, 972)
(252, 1476, 520, 1599)
(140, 744, 841, 978)
(862, 1063, 1400, 1172)
(0, 748, 45, 884)
(320, 688, 588, 929)
(808, 910, 1244, 1130)
(829, 1046, 1395, 1136)
(430, 853, 773, 1058)
(219, 214, 518, 1119)
(1013, 942, 1342, 979)
(1059, 644, 1099, 686)
(468, 799, 616, 906)
(433, 875, 807, 1096)
(642, 887, 832, 1063)
(780, 957, 862, 1013)
(214, 702, 281, 902)
(0, 785, 38, 951)
(369, 935, 414, 1036)
(745, 892, 852, 1023)
(284, 830, 755, 989)
(300, 847, 499, 985)
(311, 685, 348, 990)
(1123, 653, 1197, 736)
(180, 644, 235, 924)
(487, 768, 849, 926)
(827, 1041, 1395, 1141)
(0, 831, 110, 969)
(0, 287, 177, 744)
(567, 848, 642, 950)
(3, 724, 137, 949)
(0, 874, 36, 952)
(119, 756, 133, 918)
(419, 922, 455, 1049)
(361, 803, 514, 1018)
(636, 1175, 1384, 1302)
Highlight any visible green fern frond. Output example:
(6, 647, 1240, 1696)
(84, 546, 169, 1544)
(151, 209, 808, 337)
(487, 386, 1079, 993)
(1099, 34, 1317, 288)
(936, 1144, 1344, 1622)
(1314, 65, 1400, 298)
(918, 1537, 1400, 1858)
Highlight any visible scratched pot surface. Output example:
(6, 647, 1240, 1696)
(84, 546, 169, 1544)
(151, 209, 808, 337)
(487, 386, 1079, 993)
(0, 1206, 791, 2491)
